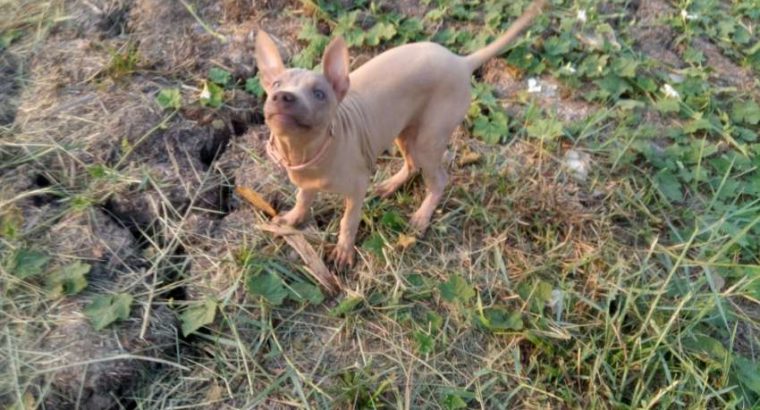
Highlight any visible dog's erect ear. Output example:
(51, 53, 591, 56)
(255, 31, 285, 93)
(322, 36, 350, 102)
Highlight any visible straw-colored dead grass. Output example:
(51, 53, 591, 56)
(2, 0, 759, 408)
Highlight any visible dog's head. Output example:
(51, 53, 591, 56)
(255, 31, 350, 139)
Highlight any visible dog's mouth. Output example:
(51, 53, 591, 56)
(266, 112, 311, 130)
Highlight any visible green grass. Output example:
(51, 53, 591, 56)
(2, 0, 760, 408)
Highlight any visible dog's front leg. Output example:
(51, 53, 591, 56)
(273, 188, 317, 226)
(331, 182, 368, 268)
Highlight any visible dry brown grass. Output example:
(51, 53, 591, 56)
(2, 0, 760, 408)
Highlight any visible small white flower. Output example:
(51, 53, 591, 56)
(564, 150, 590, 182)
(680, 9, 698, 20)
(527, 78, 542, 93)
(548, 289, 565, 321)
(577, 9, 587, 23)
(561, 63, 577, 74)
(662, 83, 680, 99)
(200, 84, 211, 100)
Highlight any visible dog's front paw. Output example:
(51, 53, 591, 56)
(409, 210, 432, 234)
(330, 242, 355, 269)
(272, 209, 306, 226)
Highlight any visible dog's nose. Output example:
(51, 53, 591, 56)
(272, 91, 297, 105)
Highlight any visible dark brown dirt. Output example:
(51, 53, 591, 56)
(0, 51, 22, 125)
(8, 0, 755, 407)
(2, 196, 176, 409)
(3, 0, 276, 405)
(481, 58, 597, 123)
(41, 303, 176, 410)
(692, 37, 757, 94)
(630, 0, 683, 67)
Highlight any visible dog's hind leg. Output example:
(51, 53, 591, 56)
(375, 127, 418, 198)
(407, 92, 470, 232)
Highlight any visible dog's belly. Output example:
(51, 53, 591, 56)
(349, 42, 473, 147)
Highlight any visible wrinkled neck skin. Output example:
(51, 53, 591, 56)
(332, 92, 375, 165)
(273, 91, 375, 174)
(273, 125, 329, 166)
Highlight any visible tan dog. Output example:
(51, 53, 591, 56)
(255, 0, 545, 267)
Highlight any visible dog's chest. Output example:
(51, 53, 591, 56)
(287, 168, 346, 194)
(286, 155, 369, 195)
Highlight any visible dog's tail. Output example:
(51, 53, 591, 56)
(464, 0, 547, 72)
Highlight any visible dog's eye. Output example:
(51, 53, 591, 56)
(313, 89, 326, 100)
(272, 80, 282, 88)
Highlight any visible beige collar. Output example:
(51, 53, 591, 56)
(266, 128, 333, 171)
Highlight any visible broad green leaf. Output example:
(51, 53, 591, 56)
(335, 11, 364, 47)
(47, 261, 90, 298)
(426, 310, 443, 332)
(526, 117, 563, 141)
(615, 99, 645, 110)
(484, 3, 503, 28)
(289, 282, 324, 305)
(208, 67, 231, 86)
(450, 4, 476, 20)
(440, 389, 474, 410)
(297, 19, 323, 41)
(0, 30, 22, 51)
(413, 330, 435, 354)
(594, 74, 632, 100)
(1, 208, 22, 239)
(517, 280, 553, 313)
(477, 307, 523, 331)
(424, 9, 447, 22)
(406, 273, 425, 288)
(471, 82, 500, 110)
(612, 57, 639, 78)
(180, 299, 217, 336)
(397, 18, 424, 41)
(365, 22, 397, 46)
(543, 35, 572, 56)
(84, 293, 133, 331)
(462, 32, 489, 54)
(12, 249, 50, 279)
(731, 100, 760, 125)
(246, 271, 287, 305)
(87, 164, 107, 178)
(733, 25, 751, 45)
(442, 394, 467, 410)
(535, 280, 553, 306)
(380, 210, 405, 231)
(635, 75, 658, 92)
(612, 56, 639, 78)
(433, 27, 458, 46)
(293, 22, 329, 67)
(199, 81, 223, 108)
(683, 47, 704, 65)
(734, 355, 760, 395)
(292, 37, 329, 68)
(439, 274, 475, 303)
(683, 115, 712, 134)
(155, 88, 181, 110)
(330, 295, 363, 317)
(362, 233, 385, 258)
(245, 76, 265, 98)
(655, 171, 683, 202)
(655, 97, 681, 113)
(472, 111, 509, 144)
(505, 45, 543, 73)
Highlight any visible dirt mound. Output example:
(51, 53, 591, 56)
(630, 0, 682, 67)
(41, 303, 176, 409)
(481, 58, 596, 123)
